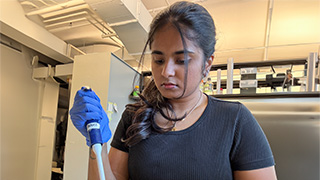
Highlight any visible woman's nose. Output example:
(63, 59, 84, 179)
(161, 60, 175, 78)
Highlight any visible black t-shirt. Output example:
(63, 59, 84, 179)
(111, 96, 275, 180)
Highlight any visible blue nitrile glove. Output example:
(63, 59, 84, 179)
(70, 87, 112, 146)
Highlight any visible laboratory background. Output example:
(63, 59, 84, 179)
(0, 0, 319, 180)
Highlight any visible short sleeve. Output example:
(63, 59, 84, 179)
(230, 104, 275, 171)
(110, 108, 133, 153)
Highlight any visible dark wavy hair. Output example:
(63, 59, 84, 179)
(123, 1, 216, 147)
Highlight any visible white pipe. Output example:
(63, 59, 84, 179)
(108, 19, 138, 27)
(37, 0, 50, 7)
(86, 14, 114, 34)
(306, 52, 317, 92)
(41, 4, 91, 19)
(26, 0, 85, 16)
(43, 11, 88, 23)
(216, 69, 222, 94)
(45, 17, 88, 29)
(41, 4, 122, 47)
(227, 58, 234, 94)
(20, 1, 39, 9)
(101, 33, 118, 38)
(263, 0, 274, 61)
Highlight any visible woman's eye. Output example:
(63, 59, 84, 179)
(176, 59, 190, 65)
(176, 59, 185, 64)
(154, 59, 164, 64)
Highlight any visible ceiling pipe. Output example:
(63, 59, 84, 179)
(26, 0, 86, 16)
(41, 4, 92, 19)
(43, 10, 88, 24)
(40, 5, 116, 35)
(37, 0, 51, 7)
(46, 0, 59, 5)
(45, 17, 89, 30)
(101, 33, 118, 38)
(37, 3, 123, 47)
(108, 19, 138, 27)
(20, 1, 39, 9)
(44, 11, 89, 28)
(263, 0, 274, 61)
(85, 0, 152, 54)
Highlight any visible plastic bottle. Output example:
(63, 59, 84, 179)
(200, 80, 204, 91)
(203, 78, 213, 95)
(132, 85, 140, 97)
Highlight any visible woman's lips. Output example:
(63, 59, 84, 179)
(161, 83, 177, 89)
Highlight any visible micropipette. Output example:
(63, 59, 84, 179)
(83, 87, 106, 180)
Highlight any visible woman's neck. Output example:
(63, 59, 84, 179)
(168, 90, 203, 115)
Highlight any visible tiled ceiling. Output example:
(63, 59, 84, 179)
(18, 0, 320, 71)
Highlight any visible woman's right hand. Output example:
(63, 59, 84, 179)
(70, 87, 112, 146)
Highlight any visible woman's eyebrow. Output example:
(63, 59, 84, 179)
(151, 50, 163, 55)
(174, 50, 194, 55)
(151, 50, 195, 55)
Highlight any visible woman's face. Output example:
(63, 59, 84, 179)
(150, 23, 210, 99)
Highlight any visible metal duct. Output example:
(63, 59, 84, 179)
(85, 0, 152, 54)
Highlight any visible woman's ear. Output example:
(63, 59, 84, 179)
(205, 55, 214, 71)
(202, 55, 214, 77)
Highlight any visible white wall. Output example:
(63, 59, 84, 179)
(0, 1, 66, 178)
(0, 0, 71, 64)
(0, 44, 40, 180)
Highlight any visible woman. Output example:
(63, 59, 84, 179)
(70, 1, 277, 179)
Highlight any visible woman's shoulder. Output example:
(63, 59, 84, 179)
(207, 95, 242, 109)
(207, 95, 257, 126)
(117, 105, 137, 127)
(124, 101, 143, 114)
(121, 101, 147, 123)
(205, 95, 254, 121)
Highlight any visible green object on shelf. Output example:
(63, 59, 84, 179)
(133, 85, 139, 97)
(133, 91, 139, 97)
